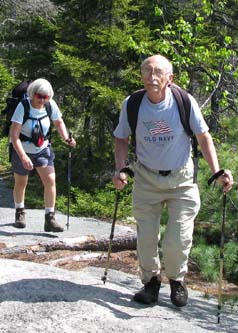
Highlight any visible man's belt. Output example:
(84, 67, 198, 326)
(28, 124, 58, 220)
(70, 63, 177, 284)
(159, 170, 171, 176)
(140, 162, 172, 176)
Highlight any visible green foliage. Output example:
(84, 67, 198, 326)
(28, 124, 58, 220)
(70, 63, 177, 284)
(24, 173, 45, 208)
(0, 0, 238, 287)
(56, 180, 133, 221)
(224, 241, 238, 282)
(1, 15, 57, 79)
(0, 137, 11, 171)
(191, 244, 219, 281)
(191, 240, 238, 283)
(0, 62, 15, 112)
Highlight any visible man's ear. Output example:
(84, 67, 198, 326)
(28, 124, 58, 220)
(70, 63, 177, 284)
(168, 73, 174, 84)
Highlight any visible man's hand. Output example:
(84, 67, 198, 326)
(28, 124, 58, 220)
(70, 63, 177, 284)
(112, 171, 128, 190)
(112, 167, 134, 190)
(216, 169, 233, 192)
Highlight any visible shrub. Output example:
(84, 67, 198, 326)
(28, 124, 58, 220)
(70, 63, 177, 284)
(190, 244, 219, 282)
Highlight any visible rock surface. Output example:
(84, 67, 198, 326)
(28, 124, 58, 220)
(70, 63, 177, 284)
(0, 178, 237, 332)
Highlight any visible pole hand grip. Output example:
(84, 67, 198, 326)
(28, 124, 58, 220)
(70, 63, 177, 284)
(207, 169, 224, 186)
(119, 167, 134, 178)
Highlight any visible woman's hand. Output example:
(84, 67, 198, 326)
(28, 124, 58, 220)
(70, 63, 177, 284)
(21, 154, 34, 170)
(65, 137, 76, 147)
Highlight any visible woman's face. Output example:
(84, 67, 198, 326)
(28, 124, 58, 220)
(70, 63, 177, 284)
(31, 92, 50, 109)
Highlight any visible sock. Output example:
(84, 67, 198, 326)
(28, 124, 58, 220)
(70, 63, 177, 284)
(45, 207, 54, 214)
(15, 202, 24, 209)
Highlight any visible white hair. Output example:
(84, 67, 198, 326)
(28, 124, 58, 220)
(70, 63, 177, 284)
(27, 78, 54, 99)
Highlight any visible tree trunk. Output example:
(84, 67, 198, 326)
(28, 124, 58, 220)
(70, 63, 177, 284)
(0, 233, 137, 255)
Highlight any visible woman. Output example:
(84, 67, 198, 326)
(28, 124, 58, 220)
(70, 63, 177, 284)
(10, 78, 76, 232)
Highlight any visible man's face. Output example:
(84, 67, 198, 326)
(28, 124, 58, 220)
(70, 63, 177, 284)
(141, 57, 173, 94)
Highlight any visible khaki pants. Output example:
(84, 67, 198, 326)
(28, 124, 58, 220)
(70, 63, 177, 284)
(132, 159, 200, 284)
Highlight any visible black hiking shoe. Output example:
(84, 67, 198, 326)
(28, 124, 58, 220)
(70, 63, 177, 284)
(14, 208, 26, 228)
(133, 276, 161, 304)
(44, 212, 64, 232)
(169, 279, 188, 307)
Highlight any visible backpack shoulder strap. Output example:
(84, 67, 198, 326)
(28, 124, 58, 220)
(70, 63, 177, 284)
(127, 86, 193, 139)
(21, 99, 30, 124)
(45, 101, 53, 142)
(24, 101, 52, 122)
(127, 89, 146, 147)
(170, 84, 199, 183)
(170, 84, 192, 137)
(45, 101, 52, 119)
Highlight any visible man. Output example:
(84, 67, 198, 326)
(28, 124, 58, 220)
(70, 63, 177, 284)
(112, 54, 233, 307)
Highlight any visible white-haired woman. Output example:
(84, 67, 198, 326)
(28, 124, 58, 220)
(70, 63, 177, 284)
(10, 78, 76, 232)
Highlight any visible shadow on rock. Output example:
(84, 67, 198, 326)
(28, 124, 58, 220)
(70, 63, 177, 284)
(0, 275, 237, 330)
(159, 290, 238, 332)
(0, 278, 147, 320)
(0, 229, 58, 238)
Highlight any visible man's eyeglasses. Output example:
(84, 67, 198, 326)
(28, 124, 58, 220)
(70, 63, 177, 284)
(141, 67, 171, 78)
(35, 93, 49, 100)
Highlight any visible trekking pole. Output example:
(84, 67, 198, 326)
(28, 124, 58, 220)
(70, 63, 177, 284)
(101, 189, 120, 284)
(66, 131, 72, 230)
(207, 169, 225, 324)
(217, 192, 226, 324)
(101, 167, 134, 284)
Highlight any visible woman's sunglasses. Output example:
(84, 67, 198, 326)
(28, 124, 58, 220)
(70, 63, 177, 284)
(35, 93, 49, 100)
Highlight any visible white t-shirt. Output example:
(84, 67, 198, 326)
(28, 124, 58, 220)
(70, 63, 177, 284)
(113, 87, 209, 170)
(11, 98, 62, 154)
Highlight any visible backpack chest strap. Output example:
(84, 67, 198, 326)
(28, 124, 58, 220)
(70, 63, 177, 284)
(28, 114, 49, 121)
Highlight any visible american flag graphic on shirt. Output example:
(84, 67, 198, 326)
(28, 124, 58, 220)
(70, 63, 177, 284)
(144, 120, 173, 136)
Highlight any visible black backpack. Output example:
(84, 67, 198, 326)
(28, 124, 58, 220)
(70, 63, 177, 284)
(126, 84, 199, 182)
(3, 80, 52, 146)
(3, 80, 32, 136)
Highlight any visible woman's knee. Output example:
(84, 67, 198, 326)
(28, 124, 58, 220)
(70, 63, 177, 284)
(37, 166, 55, 186)
(43, 173, 56, 188)
(14, 174, 28, 188)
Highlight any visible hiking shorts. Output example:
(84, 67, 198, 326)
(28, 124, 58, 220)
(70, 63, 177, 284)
(133, 159, 201, 284)
(11, 144, 55, 175)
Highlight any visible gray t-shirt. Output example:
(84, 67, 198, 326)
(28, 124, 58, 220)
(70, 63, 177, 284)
(11, 98, 62, 154)
(113, 87, 209, 170)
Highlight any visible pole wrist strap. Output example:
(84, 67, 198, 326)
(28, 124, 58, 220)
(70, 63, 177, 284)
(120, 167, 134, 178)
(207, 169, 224, 186)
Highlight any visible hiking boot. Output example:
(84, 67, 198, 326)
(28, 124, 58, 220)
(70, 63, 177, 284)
(169, 279, 188, 307)
(133, 276, 161, 304)
(14, 208, 26, 228)
(44, 212, 64, 232)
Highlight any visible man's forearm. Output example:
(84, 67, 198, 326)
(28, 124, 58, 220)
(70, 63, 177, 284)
(196, 132, 220, 174)
(114, 138, 129, 171)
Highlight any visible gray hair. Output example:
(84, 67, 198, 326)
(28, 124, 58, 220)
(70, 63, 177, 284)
(27, 78, 54, 99)
(141, 54, 173, 74)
